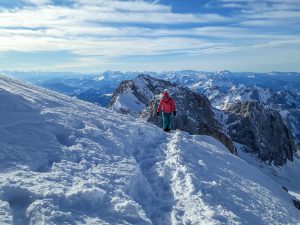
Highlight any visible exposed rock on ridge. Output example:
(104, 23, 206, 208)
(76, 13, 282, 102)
(225, 101, 296, 166)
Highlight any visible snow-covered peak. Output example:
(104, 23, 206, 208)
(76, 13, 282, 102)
(216, 70, 232, 76)
(96, 75, 105, 81)
(229, 85, 272, 102)
(211, 85, 273, 109)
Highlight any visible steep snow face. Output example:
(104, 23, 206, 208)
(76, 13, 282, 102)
(0, 75, 300, 224)
(111, 90, 146, 116)
(132, 75, 155, 101)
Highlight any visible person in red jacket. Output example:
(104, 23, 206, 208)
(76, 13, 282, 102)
(156, 90, 176, 132)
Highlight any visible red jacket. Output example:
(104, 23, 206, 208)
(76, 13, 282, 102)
(157, 92, 176, 113)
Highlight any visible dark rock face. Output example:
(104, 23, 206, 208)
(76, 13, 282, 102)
(270, 91, 300, 151)
(109, 75, 237, 154)
(284, 109, 300, 147)
(225, 101, 296, 166)
(201, 83, 300, 154)
(294, 199, 300, 210)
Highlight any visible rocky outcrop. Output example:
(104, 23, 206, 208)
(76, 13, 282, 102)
(200, 83, 300, 153)
(109, 74, 237, 154)
(294, 199, 300, 210)
(225, 101, 296, 166)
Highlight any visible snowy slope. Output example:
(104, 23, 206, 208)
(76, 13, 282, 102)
(0, 75, 299, 224)
(111, 90, 147, 116)
(109, 74, 169, 116)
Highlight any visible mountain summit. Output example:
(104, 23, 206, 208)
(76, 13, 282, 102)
(0, 75, 299, 224)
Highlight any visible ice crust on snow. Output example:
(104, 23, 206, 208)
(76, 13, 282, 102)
(0, 75, 300, 224)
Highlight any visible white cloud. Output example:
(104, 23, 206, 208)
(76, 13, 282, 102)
(0, 32, 225, 56)
(0, 0, 235, 57)
(24, 0, 51, 5)
(0, 0, 299, 71)
(0, 4, 231, 29)
(252, 39, 300, 49)
(217, 0, 300, 20)
(74, 0, 171, 12)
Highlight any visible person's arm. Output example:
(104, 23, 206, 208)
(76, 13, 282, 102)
(157, 99, 163, 115)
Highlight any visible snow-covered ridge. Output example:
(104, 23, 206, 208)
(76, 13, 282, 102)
(0, 75, 299, 224)
(219, 85, 273, 109)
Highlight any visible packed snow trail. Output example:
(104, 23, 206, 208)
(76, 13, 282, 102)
(0, 75, 299, 224)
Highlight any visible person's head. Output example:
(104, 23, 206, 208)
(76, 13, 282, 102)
(162, 89, 169, 99)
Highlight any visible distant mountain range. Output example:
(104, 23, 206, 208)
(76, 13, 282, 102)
(3, 70, 300, 106)
(3, 70, 300, 162)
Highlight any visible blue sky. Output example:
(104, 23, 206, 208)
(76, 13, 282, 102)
(0, 0, 300, 72)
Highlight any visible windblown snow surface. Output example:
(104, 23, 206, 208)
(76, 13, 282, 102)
(0, 75, 299, 225)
